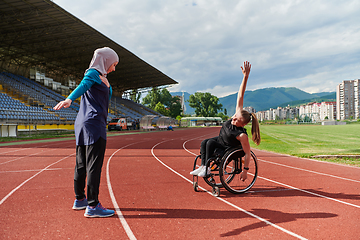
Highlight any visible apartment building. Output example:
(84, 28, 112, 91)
(336, 79, 360, 120)
(255, 102, 334, 122)
(320, 102, 336, 120)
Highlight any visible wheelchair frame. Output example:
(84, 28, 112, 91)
(192, 146, 258, 197)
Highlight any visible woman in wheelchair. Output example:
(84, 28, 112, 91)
(190, 61, 260, 180)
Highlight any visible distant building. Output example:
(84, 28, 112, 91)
(173, 92, 186, 114)
(320, 102, 336, 121)
(336, 79, 360, 120)
(255, 111, 265, 121)
(299, 102, 336, 122)
(244, 106, 256, 113)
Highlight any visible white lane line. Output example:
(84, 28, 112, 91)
(182, 134, 214, 156)
(0, 141, 72, 165)
(183, 142, 360, 209)
(0, 153, 75, 206)
(254, 148, 359, 169)
(258, 158, 360, 183)
(152, 140, 308, 240)
(0, 168, 69, 173)
(257, 175, 360, 209)
(106, 143, 138, 240)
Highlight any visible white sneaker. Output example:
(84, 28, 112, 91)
(198, 167, 211, 177)
(190, 166, 205, 175)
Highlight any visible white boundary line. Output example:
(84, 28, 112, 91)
(106, 143, 138, 240)
(152, 140, 308, 240)
(183, 140, 360, 209)
(104, 132, 212, 240)
(0, 141, 72, 165)
(258, 158, 360, 183)
(0, 167, 67, 173)
(0, 153, 75, 206)
(257, 175, 360, 209)
(254, 148, 360, 169)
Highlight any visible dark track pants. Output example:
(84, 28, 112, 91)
(200, 136, 225, 165)
(74, 137, 106, 207)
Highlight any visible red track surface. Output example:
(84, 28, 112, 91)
(1, 127, 359, 239)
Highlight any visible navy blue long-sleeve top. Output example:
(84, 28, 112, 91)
(67, 68, 112, 145)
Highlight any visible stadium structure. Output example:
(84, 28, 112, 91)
(0, 0, 178, 135)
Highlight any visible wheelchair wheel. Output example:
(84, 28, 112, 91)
(212, 186, 220, 197)
(219, 149, 258, 194)
(203, 157, 223, 188)
(193, 155, 222, 188)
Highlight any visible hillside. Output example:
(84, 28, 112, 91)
(276, 92, 336, 108)
(220, 87, 335, 115)
(171, 88, 335, 115)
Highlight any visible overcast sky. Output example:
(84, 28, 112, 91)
(53, 0, 360, 97)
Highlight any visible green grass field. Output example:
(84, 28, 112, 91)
(249, 123, 360, 167)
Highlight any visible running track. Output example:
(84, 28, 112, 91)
(1, 127, 359, 239)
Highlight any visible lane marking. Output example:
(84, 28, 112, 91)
(254, 148, 359, 169)
(0, 167, 69, 173)
(0, 141, 72, 165)
(257, 175, 360, 209)
(258, 158, 360, 183)
(152, 140, 308, 240)
(183, 142, 360, 209)
(106, 143, 138, 240)
(182, 133, 215, 156)
(0, 153, 75, 206)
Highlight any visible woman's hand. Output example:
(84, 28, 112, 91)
(53, 98, 72, 110)
(100, 75, 110, 87)
(240, 61, 251, 78)
(237, 133, 250, 182)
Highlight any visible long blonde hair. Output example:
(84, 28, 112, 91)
(241, 110, 261, 145)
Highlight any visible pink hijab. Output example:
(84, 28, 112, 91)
(86, 47, 119, 77)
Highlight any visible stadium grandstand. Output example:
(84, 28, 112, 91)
(0, 0, 177, 133)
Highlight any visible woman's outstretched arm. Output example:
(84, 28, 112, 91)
(235, 61, 251, 114)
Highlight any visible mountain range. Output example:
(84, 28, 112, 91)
(171, 87, 336, 115)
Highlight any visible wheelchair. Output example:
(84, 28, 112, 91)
(192, 146, 258, 197)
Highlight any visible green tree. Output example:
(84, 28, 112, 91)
(142, 87, 161, 109)
(142, 87, 182, 118)
(154, 102, 169, 116)
(188, 92, 222, 117)
(129, 89, 141, 103)
(217, 112, 229, 121)
(168, 96, 182, 118)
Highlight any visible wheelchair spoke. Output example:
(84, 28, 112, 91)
(220, 150, 258, 194)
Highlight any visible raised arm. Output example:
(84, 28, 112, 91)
(235, 61, 251, 113)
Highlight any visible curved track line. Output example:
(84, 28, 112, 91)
(255, 148, 360, 169)
(106, 142, 138, 240)
(182, 133, 214, 156)
(0, 152, 75, 206)
(259, 158, 360, 183)
(257, 175, 360, 209)
(152, 140, 308, 240)
(183, 144, 360, 209)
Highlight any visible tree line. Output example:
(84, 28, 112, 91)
(136, 87, 229, 120)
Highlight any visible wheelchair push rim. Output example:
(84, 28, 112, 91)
(219, 149, 258, 194)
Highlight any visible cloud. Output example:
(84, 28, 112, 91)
(54, 0, 360, 96)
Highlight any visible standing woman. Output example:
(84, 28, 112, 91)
(54, 47, 118, 218)
(190, 61, 260, 180)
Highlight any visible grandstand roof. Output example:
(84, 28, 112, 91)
(0, 0, 178, 94)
